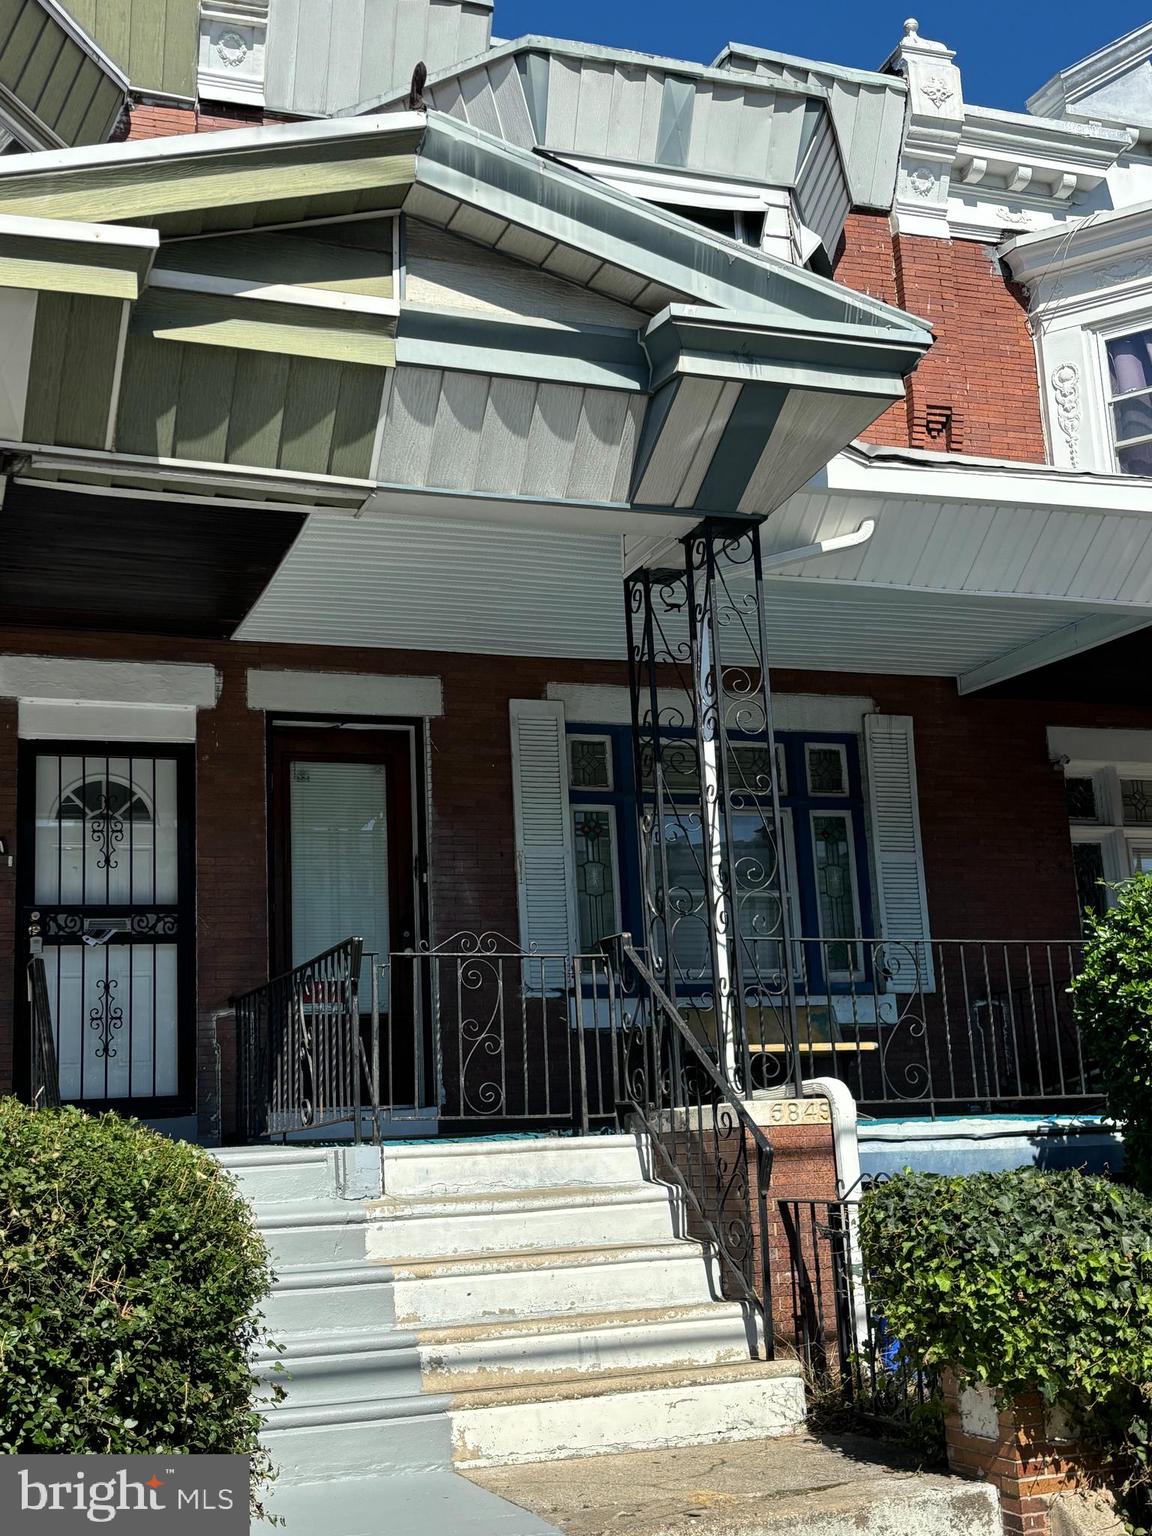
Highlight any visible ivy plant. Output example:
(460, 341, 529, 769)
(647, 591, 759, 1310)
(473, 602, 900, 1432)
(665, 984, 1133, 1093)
(860, 1169, 1152, 1529)
(1072, 873, 1152, 1192)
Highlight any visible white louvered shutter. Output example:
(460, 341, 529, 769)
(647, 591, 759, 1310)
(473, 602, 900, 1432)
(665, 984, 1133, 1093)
(864, 714, 934, 993)
(510, 700, 578, 959)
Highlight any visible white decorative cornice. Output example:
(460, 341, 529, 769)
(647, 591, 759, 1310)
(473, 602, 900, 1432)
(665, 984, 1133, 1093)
(1028, 22, 1152, 137)
(888, 20, 1132, 241)
(198, 0, 268, 108)
(1001, 201, 1152, 321)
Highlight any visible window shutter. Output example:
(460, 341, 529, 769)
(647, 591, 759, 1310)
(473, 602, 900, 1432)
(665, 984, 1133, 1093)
(864, 714, 934, 993)
(510, 699, 578, 957)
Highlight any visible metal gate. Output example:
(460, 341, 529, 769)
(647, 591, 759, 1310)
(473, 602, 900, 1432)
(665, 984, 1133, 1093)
(19, 743, 195, 1112)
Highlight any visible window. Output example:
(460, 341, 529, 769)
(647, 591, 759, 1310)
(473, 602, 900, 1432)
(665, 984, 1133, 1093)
(566, 727, 873, 989)
(1063, 763, 1152, 927)
(652, 202, 766, 249)
(1106, 329, 1152, 475)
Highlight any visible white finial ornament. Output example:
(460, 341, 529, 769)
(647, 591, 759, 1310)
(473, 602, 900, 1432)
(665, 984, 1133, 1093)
(904, 18, 920, 37)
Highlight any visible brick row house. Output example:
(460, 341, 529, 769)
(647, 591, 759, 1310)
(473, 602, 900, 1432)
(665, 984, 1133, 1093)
(0, 0, 1150, 1163)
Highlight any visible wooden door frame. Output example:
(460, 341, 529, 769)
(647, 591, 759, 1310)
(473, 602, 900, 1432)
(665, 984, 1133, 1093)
(267, 718, 426, 982)
(14, 739, 197, 1116)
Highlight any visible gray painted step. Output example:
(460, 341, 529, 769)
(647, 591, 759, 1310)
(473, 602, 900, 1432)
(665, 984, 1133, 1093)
(262, 1469, 561, 1536)
(367, 1182, 680, 1261)
(262, 1261, 396, 1335)
(393, 1242, 717, 1327)
(381, 1136, 647, 1198)
(216, 1147, 338, 1205)
(419, 1301, 759, 1385)
(261, 1397, 452, 1484)
(257, 1203, 370, 1266)
(256, 1328, 424, 1409)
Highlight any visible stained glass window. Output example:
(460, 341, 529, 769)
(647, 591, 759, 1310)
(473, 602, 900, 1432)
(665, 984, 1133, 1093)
(572, 808, 619, 951)
(1122, 779, 1152, 825)
(1065, 776, 1098, 822)
(806, 745, 847, 796)
(813, 814, 859, 973)
(569, 737, 612, 790)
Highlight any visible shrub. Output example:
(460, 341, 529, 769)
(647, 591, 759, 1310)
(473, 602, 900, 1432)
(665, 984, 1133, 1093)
(860, 1169, 1152, 1523)
(1072, 874, 1152, 1192)
(0, 1100, 277, 1509)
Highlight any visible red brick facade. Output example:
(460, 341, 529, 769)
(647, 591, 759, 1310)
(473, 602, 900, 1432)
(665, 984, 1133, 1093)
(943, 1374, 1106, 1536)
(123, 101, 290, 141)
(835, 213, 1047, 462)
(0, 621, 1147, 1128)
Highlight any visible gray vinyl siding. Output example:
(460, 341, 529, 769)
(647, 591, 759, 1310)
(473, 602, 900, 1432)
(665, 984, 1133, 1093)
(23, 290, 122, 447)
(265, 0, 493, 118)
(717, 46, 907, 211)
(64, 0, 197, 99)
(116, 336, 385, 478)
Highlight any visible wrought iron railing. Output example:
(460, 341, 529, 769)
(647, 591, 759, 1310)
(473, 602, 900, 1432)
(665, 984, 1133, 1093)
(738, 936, 1097, 1116)
(28, 955, 61, 1110)
(603, 932, 776, 1353)
(777, 1192, 940, 1441)
(233, 938, 364, 1142)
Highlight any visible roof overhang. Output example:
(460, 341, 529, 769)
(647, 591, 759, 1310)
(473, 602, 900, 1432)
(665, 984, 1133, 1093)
(0, 0, 127, 152)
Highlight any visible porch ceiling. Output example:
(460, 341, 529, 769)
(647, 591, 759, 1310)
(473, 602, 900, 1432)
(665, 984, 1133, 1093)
(234, 505, 1149, 681)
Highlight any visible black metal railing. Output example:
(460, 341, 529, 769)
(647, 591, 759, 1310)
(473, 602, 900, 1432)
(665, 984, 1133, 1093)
(604, 932, 775, 1353)
(233, 938, 364, 1142)
(738, 936, 1096, 1116)
(28, 955, 61, 1110)
(777, 1192, 940, 1439)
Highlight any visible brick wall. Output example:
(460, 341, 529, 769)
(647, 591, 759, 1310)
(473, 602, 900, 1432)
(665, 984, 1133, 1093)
(835, 212, 1047, 462)
(0, 623, 1148, 1122)
(123, 101, 287, 140)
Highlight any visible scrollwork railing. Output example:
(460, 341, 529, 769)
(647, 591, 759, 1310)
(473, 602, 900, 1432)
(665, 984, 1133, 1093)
(233, 937, 364, 1142)
(603, 932, 775, 1355)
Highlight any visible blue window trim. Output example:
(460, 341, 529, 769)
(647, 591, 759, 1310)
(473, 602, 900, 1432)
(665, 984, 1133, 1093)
(566, 724, 875, 996)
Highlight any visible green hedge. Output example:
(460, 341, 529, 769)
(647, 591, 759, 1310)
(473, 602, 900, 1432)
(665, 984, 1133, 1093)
(1071, 873, 1152, 1191)
(860, 1169, 1152, 1523)
(0, 1100, 277, 1503)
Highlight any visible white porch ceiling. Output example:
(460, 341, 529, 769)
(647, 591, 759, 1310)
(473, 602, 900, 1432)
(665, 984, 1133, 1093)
(235, 508, 1150, 680)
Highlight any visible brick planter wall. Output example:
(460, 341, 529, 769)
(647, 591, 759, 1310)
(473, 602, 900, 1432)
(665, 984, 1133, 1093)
(943, 1373, 1106, 1536)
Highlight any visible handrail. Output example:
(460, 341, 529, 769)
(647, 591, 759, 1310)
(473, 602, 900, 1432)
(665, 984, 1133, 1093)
(604, 932, 775, 1354)
(28, 955, 61, 1110)
(233, 937, 364, 1143)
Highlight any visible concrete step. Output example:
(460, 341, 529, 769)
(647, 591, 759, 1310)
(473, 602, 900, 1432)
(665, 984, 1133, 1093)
(419, 1301, 759, 1386)
(262, 1261, 396, 1336)
(393, 1242, 717, 1328)
(447, 1359, 807, 1468)
(381, 1136, 646, 1199)
(367, 1182, 679, 1262)
(256, 1328, 424, 1410)
(261, 1395, 452, 1485)
(263, 1469, 562, 1536)
(215, 1147, 338, 1205)
(465, 1432, 1001, 1536)
(257, 1202, 369, 1267)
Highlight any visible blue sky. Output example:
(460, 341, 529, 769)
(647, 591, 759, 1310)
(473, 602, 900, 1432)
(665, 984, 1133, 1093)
(491, 3, 1150, 113)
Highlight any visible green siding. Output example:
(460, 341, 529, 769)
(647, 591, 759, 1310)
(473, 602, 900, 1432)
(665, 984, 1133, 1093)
(116, 335, 384, 479)
(64, 0, 197, 98)
(159, 218, 397, 300)
(131, 288, 396, 368)
(23, 290, 123, 448)
(0, 0, 124, 146)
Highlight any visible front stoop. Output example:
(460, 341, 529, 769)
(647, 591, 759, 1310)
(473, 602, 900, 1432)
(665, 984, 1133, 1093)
(466, 1433, 1004, 1536)
(214, 1137, 808, 1533)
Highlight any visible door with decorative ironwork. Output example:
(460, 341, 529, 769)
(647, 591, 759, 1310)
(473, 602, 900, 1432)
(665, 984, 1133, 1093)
(18, 744, 195, 1112)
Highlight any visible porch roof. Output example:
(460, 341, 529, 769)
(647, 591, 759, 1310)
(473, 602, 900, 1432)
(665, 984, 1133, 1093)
(0, 108, 932, 537)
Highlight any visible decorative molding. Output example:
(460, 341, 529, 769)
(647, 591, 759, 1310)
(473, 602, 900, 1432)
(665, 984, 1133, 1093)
(198, 1, 268, 107)
(1050, 362, 1082, 467)
(921, 74, 955, 110)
